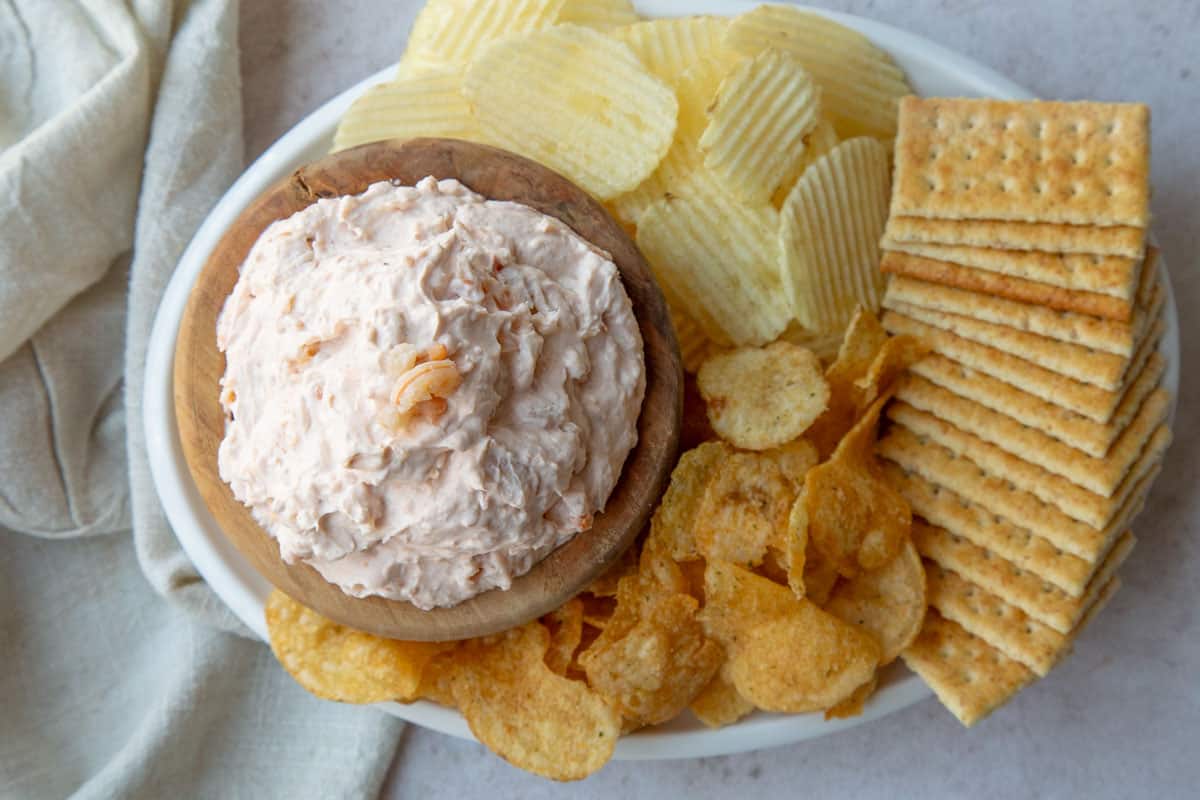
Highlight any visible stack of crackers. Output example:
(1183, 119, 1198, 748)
(875, 97, 1172, 725)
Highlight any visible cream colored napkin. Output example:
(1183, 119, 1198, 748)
(0, 1, 403, 796)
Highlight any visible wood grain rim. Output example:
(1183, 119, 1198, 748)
(173, 138, 682, 641)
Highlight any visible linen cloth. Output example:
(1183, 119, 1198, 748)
(0, 1, 404, 797)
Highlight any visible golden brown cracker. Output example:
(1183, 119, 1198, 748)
(880, 238, 1140, 298)
(883, 296, 1133, 389)
(901, 610, 1035, 727)
(896, 374, 1170, 496)
(881, 310, 1162, 422)
(879, 422, 1168, 560)
(884, 215, 1144, 259)
(883, 274, 1162, 357)
(913, 521, 1135, 635)
(908, 349, 1165, 459)
(892, 97, 1150, 227)
(881, 250, 1134, 321)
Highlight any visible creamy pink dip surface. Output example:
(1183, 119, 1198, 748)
(216, 177, 645, 609)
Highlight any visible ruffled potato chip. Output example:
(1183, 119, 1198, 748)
(452, 622, 620, 781)
(694, 451, 794, 566)
(404, 0, 565, 68)
(265, 590, 452, 704)
(465, 24, 677, 200)
(332, 67, 482, 152)
(805, 392, 911, 577)
(556, 0, 639, 29)
(697, 342, 830, 450)
(772, 117, 840, 208)
(826, 538, 926, 665)
(690, 666, 755, 728)
(729, 599, 880, 713)
(700, 48, 822, 204)
(612, 16, 738, 87)
(580, 592, 723, 729)
(648, 440, 730, 561)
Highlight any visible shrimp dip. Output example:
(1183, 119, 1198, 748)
(216, 177, 646, 609)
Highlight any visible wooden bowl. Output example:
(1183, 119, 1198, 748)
(174, 138, 682, 641)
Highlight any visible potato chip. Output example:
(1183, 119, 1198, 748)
(772, 117, 840, 208)
(700, 48, 821, 204)
(825, 674, 876, 720)
(636, 532, 690, 597)
(803, 540, 841, 607)
(699, 560, 797, 651)
(638, 175, 790, 345)
(694, 451, 794, 566)
(580, 592, 723, 728)
(404, 0, 565, 68)
(855, 334, 929, 410)
(805, 393, 911, 577)
(725, 5, 911, 140)
(784, 489, 808, 597)
(697, 342, 829, 449)
(585, 542, 638, 597)
(691, 667, 755, 728)
(609, 56, 728, 227)
(415, 647, 462, 707)
(333, 69, 481, 152)
(776, 320, 844, 363)
(730, 597, 880, 713)
(764, 437, 819, 490)
(756, 545, 790, 585)
(780, 137, 891, 333)
(264, 590, 452, 703)
(806, 306, 888, 458)
(542, 597, 585, 674)
(648, 440, 730, 561)
(556, 0, 639, 29)
(452, 622, 620, 781)
(612, 16, 738, 87)
(826, 539, 926, 665)
(465, 24, 677, 200)
(580, 593, 617, 630)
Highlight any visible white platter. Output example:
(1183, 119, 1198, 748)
(143, 0, 1180, 761)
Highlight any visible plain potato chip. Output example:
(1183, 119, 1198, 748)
(780, 137, 891, 333)
(699, 561, 798, 651)
(806, 306, 888, 458)
(556, 0, 639, 29)
(452, 622, 620, 781)
(784, 489, 809, 597)
(265, 590, 452, 703)
(405, 0, 565, 68)
(333, 68, 481, 152)
(826, 538, 926, 664)
(648, 440, 731, 561)
(697, 342, 830, 449)
(855, 334, 930, 410)
(694, 451, 794, 566)
(772, 117, 840, 208)
(729, 598, 880, 713)
(824, 674, 877, 720)
(638, 179, 790, 345)
(580, 592, 723, 728)
(700, 48, 821, 204)
(415, 648, 462, 708)
(465, 25, 677, 200)
(805, 392, 911, 577)
(612, 16, 738, 86)
(542, 597, 585, 674)
(725, 5, 911, 140)
(580, 593, 617, 630)
(763, 437, 819, 490)
(803, 539, 841, 606)
(585, 543, 639, 598)
(690, 667, 756, 728)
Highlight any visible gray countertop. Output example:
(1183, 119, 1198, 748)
(239, 2, 1200, 796)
